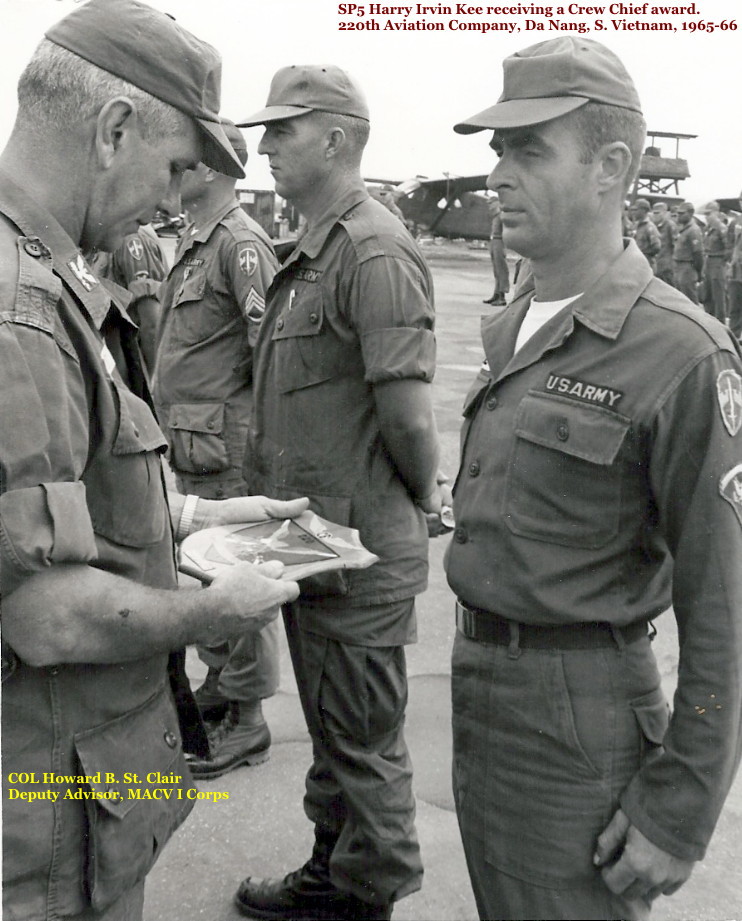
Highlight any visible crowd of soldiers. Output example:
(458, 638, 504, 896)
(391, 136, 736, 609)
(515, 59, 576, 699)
(626, 194, 742, 340)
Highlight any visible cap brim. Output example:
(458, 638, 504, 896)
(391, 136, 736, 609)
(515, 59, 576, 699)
(198, 119, 245, 179)
(454, 96, 588, 133)
(236, 106, 314, 127)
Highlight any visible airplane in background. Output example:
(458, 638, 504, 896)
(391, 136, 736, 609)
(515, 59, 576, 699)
(365, 130, 699, 241)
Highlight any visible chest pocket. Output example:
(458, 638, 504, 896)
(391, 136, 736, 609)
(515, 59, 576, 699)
(169, 267, 214, 346)
(271, 288, 354, 394)
(86, 381, 169, 547)
(505, 392, 630, 549)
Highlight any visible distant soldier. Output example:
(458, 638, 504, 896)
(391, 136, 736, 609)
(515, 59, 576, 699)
(701, 200, 728, 322)
(673, 201, 704, 302)
(90, 223, 167, 372)
(630, 198, 661, 271)
(485, 193, 510, 305)
(727, 192, 742, 340)
(651, 200, 677, 285)
(378, 183, 407, 223)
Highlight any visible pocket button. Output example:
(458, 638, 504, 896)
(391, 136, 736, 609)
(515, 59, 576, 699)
(556, 421, 570, 441)
(164, 731, 178, 749)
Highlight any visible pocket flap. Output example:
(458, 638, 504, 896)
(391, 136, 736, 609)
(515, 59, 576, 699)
(272, 290, 324, 341)
(631, 688, 670, 745)
(74, 687, 188, 819)
(173, 269, 206, 307)
(113, 383, 168, 456)
(514, 392, 629, 465)
(168, 402, 225, 435)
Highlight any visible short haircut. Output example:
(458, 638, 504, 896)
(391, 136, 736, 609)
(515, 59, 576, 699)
(316, 110, 370, 158)
(567, 101, 647, 190)
(17, 39, 190, 142)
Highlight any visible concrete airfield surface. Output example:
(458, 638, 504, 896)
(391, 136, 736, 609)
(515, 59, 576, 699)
(145, 241, 741, 921)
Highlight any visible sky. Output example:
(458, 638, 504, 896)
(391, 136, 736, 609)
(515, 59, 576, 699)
(0, 0, 739, 207)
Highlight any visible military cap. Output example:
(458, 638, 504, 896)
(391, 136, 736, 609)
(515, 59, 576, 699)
(238, 65, 369, 126)
(454, 37, 642, 133)
(45, 0, 244, 179)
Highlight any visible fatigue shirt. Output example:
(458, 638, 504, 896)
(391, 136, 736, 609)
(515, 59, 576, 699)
(90, 225, 167, 304)
(245, 186, 435, 631)
(730, 220, 742, 283)
(703, 215, 728, 259)
(654, 216, 677, 274)
(632, 215, 661, 262)
(447, 239, 742, 861)
(154, 201, 277, 492)
(0, 172, 195, 919)
(673, 219, 704, 272)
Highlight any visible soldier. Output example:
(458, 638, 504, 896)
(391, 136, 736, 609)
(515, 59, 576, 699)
(90, 223, 167, 372)
(727, 194, 742, 341)
(0, 3, 303, 919)
(650, 200, 677, 285)
(672, 201, 704, 303)
(233, 64, 446, 921)
(153, 120, 281, 779)
(450, 36, 742, 921)
(630, 198, 661, 271)
(701, 200, 728, 323)
(485, 193, 510, 305)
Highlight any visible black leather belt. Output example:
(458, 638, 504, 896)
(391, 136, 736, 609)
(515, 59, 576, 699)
(455, 601, 647, 650)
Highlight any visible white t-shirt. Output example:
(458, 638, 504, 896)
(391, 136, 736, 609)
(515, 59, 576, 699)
(514, 293, 583, 353)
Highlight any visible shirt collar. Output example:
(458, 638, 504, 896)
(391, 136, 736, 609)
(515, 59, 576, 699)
(511, 239, 654, 342)
(0, 169, 113, 330)
(289, 182, 370, 264)
(182, 198, 241, 251)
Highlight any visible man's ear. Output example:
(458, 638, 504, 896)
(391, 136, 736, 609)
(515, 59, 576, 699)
(325, 127, 346, 161)
(596, 141, 633, 195)
(95, 97, 137, 169)
(204, 168, 216, 183)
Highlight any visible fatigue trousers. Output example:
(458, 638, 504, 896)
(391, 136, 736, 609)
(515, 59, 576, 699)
(283, 601, 423, 906)
(673, 262, 699, 303)
(451, 627, 669, 921)
(703, 257, 727, 322)
(60, 882, 144, 921)
(489, 238, 510, 297)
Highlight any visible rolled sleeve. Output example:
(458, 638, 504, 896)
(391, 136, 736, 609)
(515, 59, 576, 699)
(350, 252, 435, 382)
(0, 482, 97, 595)
(361, 326, 436, 383)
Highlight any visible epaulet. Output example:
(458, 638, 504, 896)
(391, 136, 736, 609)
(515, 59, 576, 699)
(642, 276, 740, 356)
(0, 220, 61, 335)
(222, 209, 275, 253)
(338, 198, 409, 264)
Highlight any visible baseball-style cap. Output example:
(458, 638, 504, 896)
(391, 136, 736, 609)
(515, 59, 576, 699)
(237, 65, 369, 127)
(677, 202, 695, 214)
(633, 198, 651, 211)
(221, 119, 248, 167)
(454, 37, 642, 134)
(45, 0, 245, 179)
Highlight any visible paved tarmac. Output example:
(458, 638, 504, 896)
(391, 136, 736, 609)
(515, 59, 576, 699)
(145, 241, 741, 921)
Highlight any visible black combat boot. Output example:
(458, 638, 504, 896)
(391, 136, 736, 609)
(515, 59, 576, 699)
(234, 826, 392, 919)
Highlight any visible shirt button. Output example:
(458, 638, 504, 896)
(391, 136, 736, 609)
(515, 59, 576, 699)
(468, 461, 480, 477)
(309, 312, 319, 324)
(276, 317, 285, 331)
(133, 426, 140, 438)
(215, 487, 224, 498)
(24, 240, 42, 257)
(207, 421, 214, 430)
(453, 526, 468, 544)
(164, 731, 178, 749)
(556, 421, 569, 441)
(486, 396, 498, 410)
(107, 786, 122, 802)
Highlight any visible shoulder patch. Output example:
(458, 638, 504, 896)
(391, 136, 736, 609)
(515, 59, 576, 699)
(717, 370, 742, 436)
(720, 465, 742, 526)
(126, 236, 144, 261)
(239, 247, 258, 276)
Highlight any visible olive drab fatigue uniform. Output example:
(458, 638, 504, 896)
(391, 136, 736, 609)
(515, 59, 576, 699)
(446, 241, 742, 921)
(0, 172, 200, 920)
(653, 216, 677, 285)
(673, 219, 704, 303)
(153, 201, 280, 705)
(632, 214, 661, 271)
(702, 215, 728, 323)
(245, 186, 435, 904)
